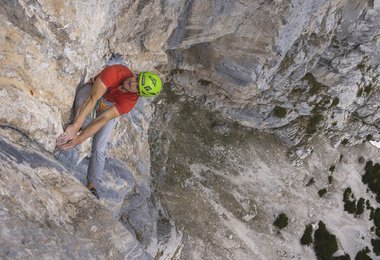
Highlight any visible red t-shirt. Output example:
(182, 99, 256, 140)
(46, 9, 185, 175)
(98, 64, 139, 115)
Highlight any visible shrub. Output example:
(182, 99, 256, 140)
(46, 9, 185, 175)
(318, 188, 327, 197)
(363, 161, 380, 202)
(306, 113, 324, 135)
(371, 239, 380, 256)
(273, 213, 288, 229)
(303, 73, 326, 95)
(306, 178, 315, 187)
(333, 254, 350, 260)
(374, 208, 380, 231)
(356, 198, 365, 216)
(364, 84, 372, 96)
(331, 97, 340, 106)
(273, 106, 287, 118)
(314, 221, 338, 259)
(343, 187, 357, 214)
(355, 247, 371, 260)
(300, 224, 313, 246)
(357, 88, 363, 97)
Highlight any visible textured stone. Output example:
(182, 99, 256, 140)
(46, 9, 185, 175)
(150, 92, 380, 259)
(0, 128, 151, 259)
(0, 85, 62, 151)
(165, 0, 380, 151)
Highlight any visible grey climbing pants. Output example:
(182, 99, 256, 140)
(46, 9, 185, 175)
(75, 83, 116, 187)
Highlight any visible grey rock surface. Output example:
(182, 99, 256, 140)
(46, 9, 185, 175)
(0, 127, 151, 259)
(165, 0, 380, 156)
(150, 91, 380, 259)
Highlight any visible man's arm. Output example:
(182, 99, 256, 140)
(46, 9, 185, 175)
(56, 77, 107, 146)
(73, 77, 107, 131)
(57, 106, 120, 150)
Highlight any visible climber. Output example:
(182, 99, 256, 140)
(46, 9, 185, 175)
(55, 64, 162, 199)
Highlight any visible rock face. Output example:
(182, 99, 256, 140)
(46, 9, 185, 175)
(1, 0, 380, 259)
(0, 127, 151, 259)
(150, 90, 380, 259)
(166, 0, 380, 154)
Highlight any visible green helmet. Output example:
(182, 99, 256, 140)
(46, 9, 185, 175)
(138, 72, 162, 97)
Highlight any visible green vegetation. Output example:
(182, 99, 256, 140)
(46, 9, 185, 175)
(356, 198, 365, 216)
(366, 134, 373, 141)
(342, 139, 349, 145)
(308, 32, 327, 48)
(333, 254, 350, 260)
(352, 111, 359, 118)
(155, 250, 164, 259)
(331, 97, 340, 107)
(366, 200, 371, 210)
(342, 188, 364, 217)
(135, 231, 142, 242)
(357, 63, 366, 71)
(343, 187, 357, 214)
(299, 73, 338, 136)
(318, 188, 327, 197)
(364, 84, 373, 96)
(329, 165, 336, 172)
(273, 213, 288, 229)
(328, 176, 333, 185)
(273, 106, 287, 118)
(363, 161, 380, 202)
(302, 221, 351, 259)
(374, 209, 380, 234)
(289, 87, 306, 97)
(302, 73, 327, 95)
(300, 224, 313, 246)
(355, 247, 371, 260)
(372, 239, 380, 256)
(306, 178, 315, 187)
(370, 208, 375, 220)
(313, 221, 338, 260)
(357, 88, 364, 97)
(306, 113, 324, 135)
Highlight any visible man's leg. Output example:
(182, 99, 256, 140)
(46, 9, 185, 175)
(86, 117, 116, 189)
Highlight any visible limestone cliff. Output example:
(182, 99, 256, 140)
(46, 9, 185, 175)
(0, 127, 151, 259)
(1, 0, 380, 259)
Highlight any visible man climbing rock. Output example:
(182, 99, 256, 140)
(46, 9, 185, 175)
(55, 64, 162, 199)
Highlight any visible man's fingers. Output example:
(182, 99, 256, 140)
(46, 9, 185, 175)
(56, 137, 69, 146)
(61, 142, 75, 150)
(58, 131, 68, 138)
(55, 143, 69, 151)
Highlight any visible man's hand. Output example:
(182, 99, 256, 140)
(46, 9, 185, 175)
(56, 135, 82, 150)
(55, 124, 79, 147)
(55, 106, 120, 151)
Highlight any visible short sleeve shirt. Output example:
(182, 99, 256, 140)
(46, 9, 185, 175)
(98, 65, 139, 115)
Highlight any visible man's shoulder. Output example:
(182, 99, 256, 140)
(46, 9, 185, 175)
(99, 64, 133, 88)
(104, 64, 132, 72)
